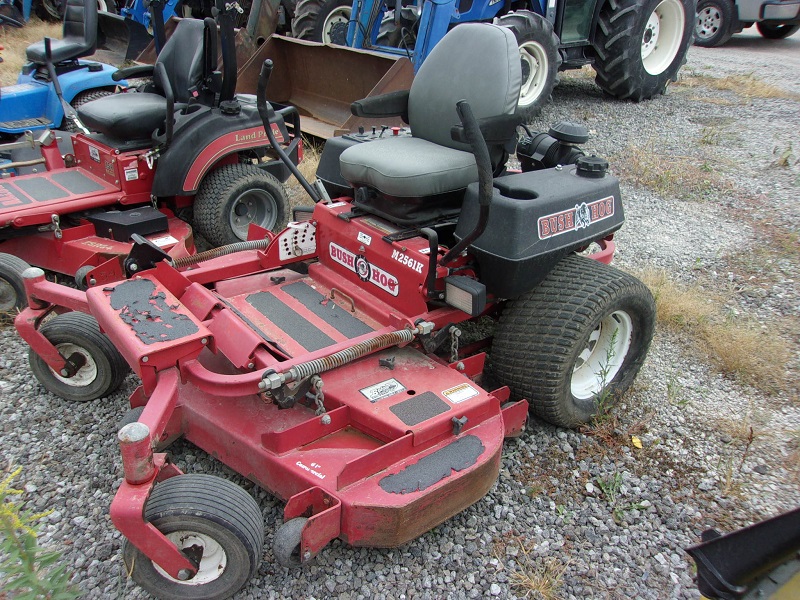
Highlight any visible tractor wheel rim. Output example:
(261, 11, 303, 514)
(153, 531, 227, 585)
(518, 41, 548, 108)
(229, 188, 278, 240)
(97, 0, 108, 11)
(0, 279, 18, 312)
(641, 0, 685, 75)
(49, 343, 98, 387)
(571, 310, 633, 400)
(322, 6, 351, 44)
(695, 7, 721, 40)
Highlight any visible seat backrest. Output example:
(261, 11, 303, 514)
(408, 23, 521, 152)
(154, 19, 207, 104)
(62, 0, 97, 55)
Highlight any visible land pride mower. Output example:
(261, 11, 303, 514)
(0, 2, 301, 317)
(17, 22, 655, 599)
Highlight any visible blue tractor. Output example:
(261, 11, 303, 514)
(289, 0, 695, 117)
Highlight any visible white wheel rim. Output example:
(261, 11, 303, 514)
(0, 278, 17, 312)
(97, 0, 108, 11)
(695, 6, 722, 41)
(518, 41, 549, 108)
(153, 531, 228, 585)
(641, 0, 685, 75)
(322, 7, 351, 44)
(571, 310, 633, 400)
(48, 343, 98, 387)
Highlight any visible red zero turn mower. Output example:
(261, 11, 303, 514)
(16, 23, 656, 599)
(0, 3, 300, 313)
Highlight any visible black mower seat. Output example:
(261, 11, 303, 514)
(339, 23, 521, 199)
(26, 0, 97, 64)
(77, 19, 206, 140)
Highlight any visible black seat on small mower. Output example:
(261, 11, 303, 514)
(26, 0, 98, 64)
(77, 19, 207, 140)
(339, 23, 522, 203)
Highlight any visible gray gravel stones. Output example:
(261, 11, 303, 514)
(1, 36, 799, 599)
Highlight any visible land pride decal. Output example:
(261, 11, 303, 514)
(537, 196, 615, 240)
(329, 242, 399, 296)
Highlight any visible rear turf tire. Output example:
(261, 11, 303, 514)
(122, 474, 264, 600)
(193, 164, 289, 247)
(28, 312, 130, 402)
(65, 89, 116, 132)
(594, 0, 694, 100)
(492, 255, 656, 428)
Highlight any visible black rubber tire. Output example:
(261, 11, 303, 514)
(28, 312, 130, 402)
(756, 22, 800, 39)
(0, 3, 25, 26)
(594, 0, 694, 100)
(63, 89, 115, 132)
(492, 255, 656, 428)
(376, 10, 416, 48)
(193, 164, 289, 247)
(122, 474, 264, 600)
(291, 0, 323, 39)
(694, 0, 735, 47)
(496, 11, 561, 120)
(36, 0, 63, 19)
(0, 253, 30, 312)
(274, 517, 308, 568)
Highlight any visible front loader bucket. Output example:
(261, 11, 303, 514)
(237, 35, 414, 139)
(96, 11, 153, 63)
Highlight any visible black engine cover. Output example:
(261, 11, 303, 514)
(455, 165, 624, 298)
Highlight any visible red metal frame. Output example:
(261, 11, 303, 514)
(14, 194, 625, 579)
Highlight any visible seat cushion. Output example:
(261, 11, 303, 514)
(78, 93, 167, 140)
(26, 38, 93, 64)
(340, 137, 478, 198)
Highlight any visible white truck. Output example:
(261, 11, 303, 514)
(695, 0, 800, 45)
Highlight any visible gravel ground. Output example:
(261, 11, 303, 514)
(1, 30, 799, 599)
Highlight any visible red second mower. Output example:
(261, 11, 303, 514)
(17, 22, 656, 599)
(0, 4, 301, 313)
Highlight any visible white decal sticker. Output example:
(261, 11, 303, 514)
(357, 231, 372, 246)
(150, 235, 179, 247)
(537, 196, 615, 240)
(390, 249, 424, 273)
(327, 201, 348, 208)
(329, 242, 399, 296)
(89, 146, 100, 162)
(295, 460, 325, 480)
(442, 383, 479, 404)
(360, 378, 406, 402)
(124, 167, 139, 181)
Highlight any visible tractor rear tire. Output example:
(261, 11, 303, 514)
(29, 312, 130, 402)
(496, 11, 561, 120)
(491, 255, 656, 428)
(292, 0, 351, 43)
(122, 474, 264, 600)
(0, 253, 30, 312)
(694, 0, 735, 47)
(594, 0, 694, 100)
(64, 89, 115, 132)
(193, 164, 289, 247)
(756, 22, 800, 39)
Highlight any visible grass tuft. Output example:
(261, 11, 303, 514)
(638, 269, 789, 391)
(676, 72, 799, 100)
(0, 18, 62, 86)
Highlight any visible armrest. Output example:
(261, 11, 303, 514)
(450, 113, 522, 145)
(154, 62, 174, 148)
(112, 65, 156, 82)
(350, 90, 410, 122)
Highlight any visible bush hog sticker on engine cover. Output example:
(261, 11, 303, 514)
(329, 242, 399, 296)
(538, 196, 615, 240)
(109, 279, 199, 345)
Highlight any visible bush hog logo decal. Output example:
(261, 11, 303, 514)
(329, 242, 399, 296)
(538, 196, 615, 240)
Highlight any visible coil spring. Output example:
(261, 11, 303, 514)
(172, 238, 272, 269)
(289, 329, 415, 381)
